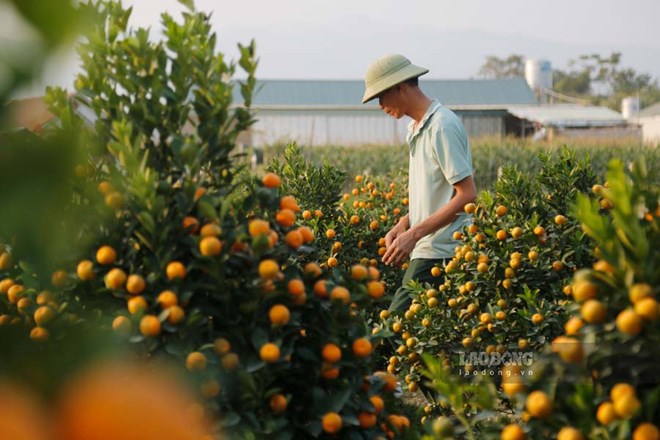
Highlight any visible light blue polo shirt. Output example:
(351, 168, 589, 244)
(406, 100, 473, 259)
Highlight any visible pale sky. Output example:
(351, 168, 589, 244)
(6, 0, 660, 98)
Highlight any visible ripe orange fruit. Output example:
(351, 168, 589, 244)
(330, 286, 350, 304)
(77, 260, 95, 281)
(352, 338, 372, 358)
(303, 262, 322, 279)
(302, 210, 312, 219)
(629, 283, 653, 303)
(34, 306, 55, 326)
(297, 226, 314, 243)
(248, 219, 270, 237)
(105, 268, 127, 290)
(182, 216, 200, 233)
(635, 297, 659, 321)
(166, 261, 186, 280)
(327, 257, 339, 268)
(139, 315, 161, 337)
(0, 278, 14, 294)
(200, 379, 220, 398)
(564, 317, 584, 335)
(531, 313, 544, 325)
(5, 288, 25, 308)
(552, 260, 565, 272)
(501, 424, 526, 440)
(613, 392, 641, 418)
(358, 412, 377, 429)
(321, 362, 340, 380)
(194, 186, 206, 200)
(259, 343, 280, 363)
(321, 412, 342, 434)
(464, 203, 476, 214)
(554, 214, 567, 225)
(284, 230, 303, 249)
(200, 236, 222, 256)
(313, 280, 328, 298)
(269, 394, 288, 413)
(96, 245, 117, 265)
(127, 296, 147, 315)
(200, 223, 221, 237)
(525, 391, 553, 419)
(369, 395, 385, 413)
(616, 309, 643, 335)
(55, 361, 211, 440)
(596, 401, 618, 426)
(610, 383, 636, 402)
(30, 326, 50, 342)
(580, 299, 607, 324)
(167, 306, 185, 325)
(367, 281, 385, 299)
(186, 352, 207, 372)
(496, 205, 508, 216)
(351, 264, 368, 281)
(373, 371, 398, 393)
(221, 353, 239, 370)
(533, 226, 545, 236)
(262, 172, 281, 188)
(157, 290, 178, 309)
(268, 304, 291, 326)
(112, 316, 131, 335)
(258, 259, 279, 279)
(213, 338, 231, 355)
(279, 195, 300, 212)
(633, 423, 660, 440)
(97, 180, 113, 194)
(551, 336, 583, 363)
(50, 270, 68, 287)
(556, 427, 585, 440)
(322, 343, 342, 363)
(572, 280, 598, 302)
(126, 274, 146, 295)
(275, 209, 296, 228)
(287, 279, 305, 297)
(510, 227, 523, 239)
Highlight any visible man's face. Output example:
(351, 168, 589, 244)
(378, 85, 404, 119)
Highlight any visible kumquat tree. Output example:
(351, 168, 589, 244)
(1, 0, 659, 439)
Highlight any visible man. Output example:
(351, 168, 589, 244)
(362, 54, 477, 312)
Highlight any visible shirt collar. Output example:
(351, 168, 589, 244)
(407, 99, 442, 142)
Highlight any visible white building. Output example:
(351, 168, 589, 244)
(234, 79, 538, 147)
(639, 102, 660, 145)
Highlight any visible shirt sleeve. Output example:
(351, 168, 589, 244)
(432, 121, 473, 185)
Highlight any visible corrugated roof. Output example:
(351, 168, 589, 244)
(233, 78, 536, 108)
(639, 102, 660, 118)
(506, 104, 626, 128)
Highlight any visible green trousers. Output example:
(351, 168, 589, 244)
(388, 258, 450, 312)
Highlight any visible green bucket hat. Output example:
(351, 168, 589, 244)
(362, 54, 429, 103)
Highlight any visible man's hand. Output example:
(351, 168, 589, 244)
(382, 228, 417, 267)
(384, 217, 408, 248)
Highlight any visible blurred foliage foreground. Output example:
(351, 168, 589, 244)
(1, 1, 660, 440)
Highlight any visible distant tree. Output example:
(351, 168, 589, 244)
(478, 55, 525, 78)
(478, 51, 660, 110)
(552, 69, 592, 97)
(558, 52, 660, 109)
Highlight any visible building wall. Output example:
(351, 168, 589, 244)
(245, 109, 506, 147)
(460, 115, 505, 139)
(640, 116, 660, 145)
(547, 125, 642, 142)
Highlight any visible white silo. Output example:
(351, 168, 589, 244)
(525, 59, 553, 102)
(621, 96, 640, 120)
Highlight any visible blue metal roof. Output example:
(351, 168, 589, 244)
(233, 78, 536, 108)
